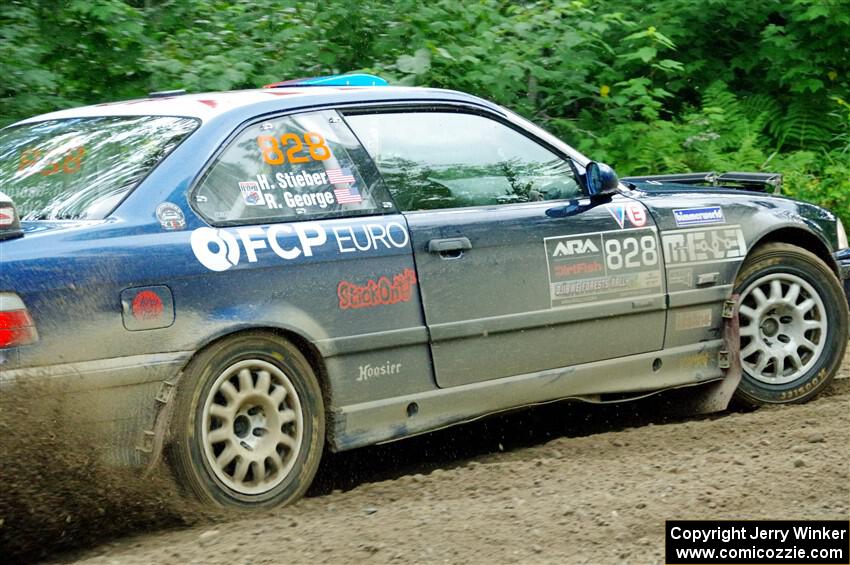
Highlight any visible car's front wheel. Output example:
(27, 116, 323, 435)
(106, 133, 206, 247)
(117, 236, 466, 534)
(733, 242, 848, 406)
(169, 332, 325, 508)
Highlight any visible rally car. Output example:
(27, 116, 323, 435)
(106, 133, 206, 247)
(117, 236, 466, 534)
(1, 74, 848, 508)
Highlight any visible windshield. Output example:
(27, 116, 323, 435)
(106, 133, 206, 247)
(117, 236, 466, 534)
(0, 116, 198, 220)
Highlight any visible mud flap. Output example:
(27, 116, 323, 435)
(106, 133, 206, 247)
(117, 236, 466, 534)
(137, 377, 179, 473)
(686, 295, 742, 414)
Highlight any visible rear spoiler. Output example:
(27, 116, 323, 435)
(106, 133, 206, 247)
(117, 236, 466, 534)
(621, 171, 782, 194)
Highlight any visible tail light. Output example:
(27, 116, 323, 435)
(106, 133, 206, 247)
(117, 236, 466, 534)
(0, 191, 23, 241)
(0, 293, 38, 348)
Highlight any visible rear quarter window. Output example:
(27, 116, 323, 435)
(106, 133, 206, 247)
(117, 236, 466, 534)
(193, 110, 391, 225)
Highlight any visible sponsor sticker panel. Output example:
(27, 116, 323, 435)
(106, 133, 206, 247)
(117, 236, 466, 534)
(242, 169, 364, 215)
(662, 225, 747, 266)
(673, 206, 725, 227)
(155, 202, 186, 231)
(674, 308, 714, 331)
(207, 120, 376, 221)
(357, 361, 402, 382)
(250, 129, 368, 213)
(544, 227, 664, 307)
(338, 268, 418, 310)
(190, 220, 411, 272)
(667, 267, 694, 290)
(607, 202, 649, 229)
(239, 181, 265, 206)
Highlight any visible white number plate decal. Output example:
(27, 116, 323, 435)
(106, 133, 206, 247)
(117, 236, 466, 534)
(544, 227, 664, 307)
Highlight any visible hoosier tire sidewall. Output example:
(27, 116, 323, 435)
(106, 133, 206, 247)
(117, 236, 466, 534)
(169, 333, 325, 508)
(733, 243, 848, 405)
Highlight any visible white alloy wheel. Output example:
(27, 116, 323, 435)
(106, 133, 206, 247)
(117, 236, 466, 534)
(738, 273, 826, 385)
(201, 359, 304, 495)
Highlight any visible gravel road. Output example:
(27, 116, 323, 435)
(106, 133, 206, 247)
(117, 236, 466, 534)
(28, 352, 847, 565)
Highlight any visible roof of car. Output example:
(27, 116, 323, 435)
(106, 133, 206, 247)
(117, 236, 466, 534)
(12, 86, 504, 125)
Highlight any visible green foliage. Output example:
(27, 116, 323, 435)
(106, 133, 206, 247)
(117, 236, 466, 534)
(0, 0, 847, 226)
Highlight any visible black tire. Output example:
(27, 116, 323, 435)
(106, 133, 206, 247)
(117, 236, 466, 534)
(169, 332, 325, 508)
(733, 243, 848, 406)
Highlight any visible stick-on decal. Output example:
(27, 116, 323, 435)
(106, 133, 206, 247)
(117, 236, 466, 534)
(155, 202, 186, 231)
(667, 267, 694, 289)
(607, 205, 626, 228)
(662, 225, 747, 266)
(544, 227, 663, 307)
(256, 132, 332, 165)
(19, 146, 85, 176)
(338, 268, 417, 310)
(329, 168, 362, 203)
(673, 206, 724, 227)
(675, 308, 713, 331)
(607, 203, 648, 228)
(190, 221, 410, 271)
(283, 191, 336, 209)
(239, 181, 265, 206)
(627, 203, 647, 227)
(327, 167, 356, 184)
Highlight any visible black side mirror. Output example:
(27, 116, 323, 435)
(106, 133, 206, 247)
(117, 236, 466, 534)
(585, 162, 620, 197)
(0, 191, 23, 241)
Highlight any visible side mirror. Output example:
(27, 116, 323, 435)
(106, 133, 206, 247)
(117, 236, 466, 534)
(0, 191, 23, 241)
(585, 162, 620, 197)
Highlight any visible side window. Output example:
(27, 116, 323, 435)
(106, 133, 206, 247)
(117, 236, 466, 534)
(344, 111, 581, 211)
(194, 110, 390, 224)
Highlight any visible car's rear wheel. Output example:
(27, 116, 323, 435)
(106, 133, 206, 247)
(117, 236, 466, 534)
(733, 242, 848, 406)
(169, 332, 324, 508)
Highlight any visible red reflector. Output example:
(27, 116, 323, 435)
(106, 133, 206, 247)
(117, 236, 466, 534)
(0, 206, 14, 227)
(0, 309, 38, 348)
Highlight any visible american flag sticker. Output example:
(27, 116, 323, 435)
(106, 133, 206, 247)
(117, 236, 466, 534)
(327, 167, 356, 185)
(334, 183, 362, 204)
(327, 168, 362, 204)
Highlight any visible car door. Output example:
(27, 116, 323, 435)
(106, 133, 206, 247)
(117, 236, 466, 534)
(188, 109, 433, 406)
(345, 109, 667, 388)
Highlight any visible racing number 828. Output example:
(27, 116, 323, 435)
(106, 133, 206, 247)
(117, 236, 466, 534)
(605, 235, 658, 270)
(257, 132, 332, 165)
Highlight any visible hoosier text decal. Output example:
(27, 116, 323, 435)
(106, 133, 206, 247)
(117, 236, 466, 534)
(338, 268, 418, 310)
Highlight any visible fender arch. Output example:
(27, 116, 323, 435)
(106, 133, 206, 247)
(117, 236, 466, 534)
(144, 325, 333, 473)
(743, 226, 839, 278)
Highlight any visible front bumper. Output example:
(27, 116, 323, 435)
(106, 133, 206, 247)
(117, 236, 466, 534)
(836, 248, 850, 307)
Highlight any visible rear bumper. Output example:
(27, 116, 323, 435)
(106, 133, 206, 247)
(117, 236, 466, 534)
(0, 351, 192, 466)
(837, 249, 850, 307)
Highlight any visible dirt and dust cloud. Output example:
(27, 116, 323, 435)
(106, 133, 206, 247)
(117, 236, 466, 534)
(0, 380, 212, 563)
(1, 354, 848, 564)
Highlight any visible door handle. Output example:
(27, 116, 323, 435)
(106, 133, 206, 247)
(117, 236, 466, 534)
(631, 298, 655, 309)
(428, 237, 472, 254)
(696, 272, 720, 287)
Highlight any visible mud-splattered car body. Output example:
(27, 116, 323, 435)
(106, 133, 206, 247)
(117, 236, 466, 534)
(1, 80, 848, 484)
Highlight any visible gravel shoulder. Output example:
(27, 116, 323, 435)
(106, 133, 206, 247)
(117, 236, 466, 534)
(50, 353, 850, 565)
